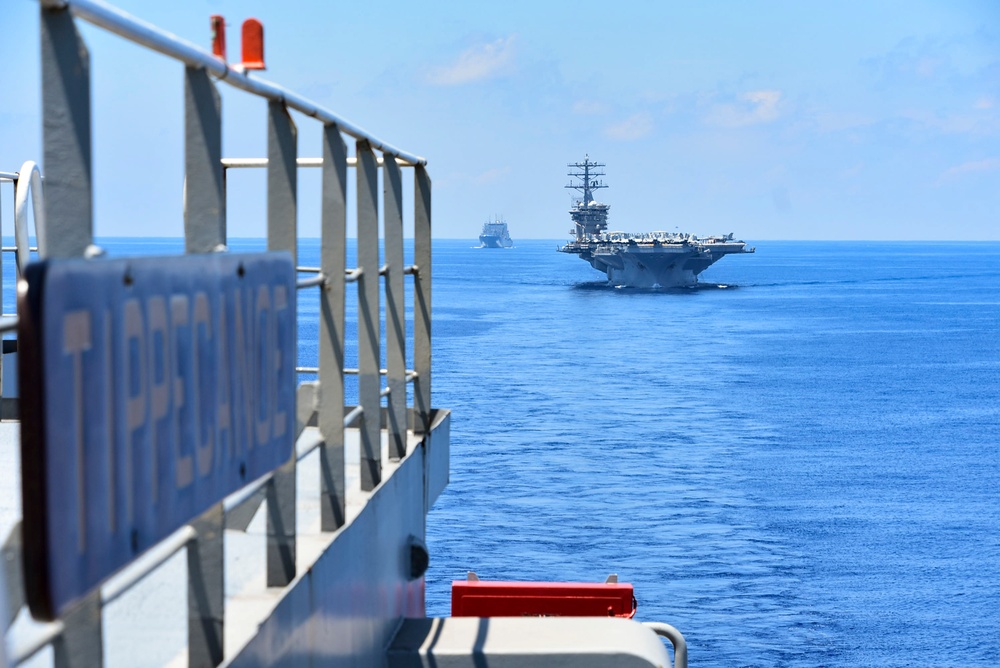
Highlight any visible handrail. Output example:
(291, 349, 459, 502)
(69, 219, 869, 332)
(296, 273, 326, 289)
(8, 620, 65, 666)
(643, 622, 687, 668)
(220, 425, 322, 521)
(101, 526, 197, 605)
(49, 0, 426, 165)
(222, 156, 408, 169)
(13, 160, 46, 275)
(295, 367, 419, 382)
(343, 406, 364, 428)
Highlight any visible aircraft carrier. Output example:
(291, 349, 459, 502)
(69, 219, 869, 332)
(558, 157, 754, 287)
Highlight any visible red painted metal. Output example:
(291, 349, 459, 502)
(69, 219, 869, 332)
(451, 581, 637, 618)
(210, 15, 226, 61)
(241, 18, 266, 70)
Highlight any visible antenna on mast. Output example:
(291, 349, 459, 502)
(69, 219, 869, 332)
(565, 154, 607, 204)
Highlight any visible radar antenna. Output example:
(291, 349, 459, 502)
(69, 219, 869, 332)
(565, 154, 607, 204)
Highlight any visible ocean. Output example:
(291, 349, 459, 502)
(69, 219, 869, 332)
(421, 240, 1000, 667)
(4, 238, 999, 666)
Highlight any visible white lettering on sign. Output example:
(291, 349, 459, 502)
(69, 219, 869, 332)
(171, 294, 193, 490)
(61, 281, 291, 556)
(104, 308, 116, 534)
(26, 255, 301, 620)
(217, 303, 232, 460)
(124, 297, 144, 526)
(193, 292, 213, 478)
(255, 284, 271, 448)
(63, 309, 91, 554)
(273, 285, 288, 440)
(148, 295, 168, 506)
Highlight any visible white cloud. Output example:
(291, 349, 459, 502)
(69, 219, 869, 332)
(437, 167, 510, 190)
(474, 167, 510, 184)
(900, 109, 999, 136)
(706, 90, 783, 128)
(771, 186, 791, 214)
(842, 163, 864, 179)
(936, 158, 1000, 185)
(812, 111, 874, 134)
(604, 112, 653, 141)
(572, 100, 610, 115)
(427, 36, 516, 86)
(975, 97, 995, 110)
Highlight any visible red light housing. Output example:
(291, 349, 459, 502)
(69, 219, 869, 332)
(210, 15, 226, 61)
(241, 18, 266, 71)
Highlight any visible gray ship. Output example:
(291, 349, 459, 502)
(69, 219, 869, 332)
(479, 216, 513, 248)
(559, 157, 754, 287)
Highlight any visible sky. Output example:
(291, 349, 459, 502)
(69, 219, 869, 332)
(2, 0, 998, 240)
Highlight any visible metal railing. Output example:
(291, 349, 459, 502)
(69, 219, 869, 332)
(2, 0, 433, 665)
(0, 163, 47, 332)
(643, 622, 688, 668)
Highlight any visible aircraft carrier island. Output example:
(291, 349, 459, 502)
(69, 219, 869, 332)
(558, 157, 755, 288)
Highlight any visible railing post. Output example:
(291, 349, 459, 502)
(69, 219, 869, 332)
(268, 100, 298, 265)
(413, 165, 432, 434)
(356, 140, 381, 490)
(187, 504, 224, 666)
(52, 590, 102, 668)
(182, 65, 226, 666)
(41, 3, 93, 258)
(266, 100, 297, 586)
(2, 523, 24, 628)
(383, 156, 406, 460)
(319, 124, 347, 529)
(41, 6, 103, 663)
(183, 66, 225, 253)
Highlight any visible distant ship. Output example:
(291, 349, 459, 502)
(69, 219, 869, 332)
(479, 217, 513, 248)
(558, 157, 754, 287)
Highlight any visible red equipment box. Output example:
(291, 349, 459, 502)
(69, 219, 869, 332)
(451, 580, 637, 618)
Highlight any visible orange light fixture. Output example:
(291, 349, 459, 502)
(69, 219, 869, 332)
(241, 18, 266, 71)
(210, 15, 226, 61)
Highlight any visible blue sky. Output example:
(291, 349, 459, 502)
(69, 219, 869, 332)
(2, 1, 998, 240)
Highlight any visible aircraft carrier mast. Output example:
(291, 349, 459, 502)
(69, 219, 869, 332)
(565, 156, 610, 240)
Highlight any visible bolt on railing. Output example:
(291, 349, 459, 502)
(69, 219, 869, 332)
(2, 1, 433, 666)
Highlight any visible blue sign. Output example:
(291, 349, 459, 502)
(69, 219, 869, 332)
(19, 252, 296, 619)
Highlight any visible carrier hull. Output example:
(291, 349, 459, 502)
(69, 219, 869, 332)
(562, 238, 752, 288)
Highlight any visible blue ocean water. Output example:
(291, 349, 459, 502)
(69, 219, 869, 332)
(5, 238, 997, 665)
(422, 240, 1000, 667)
